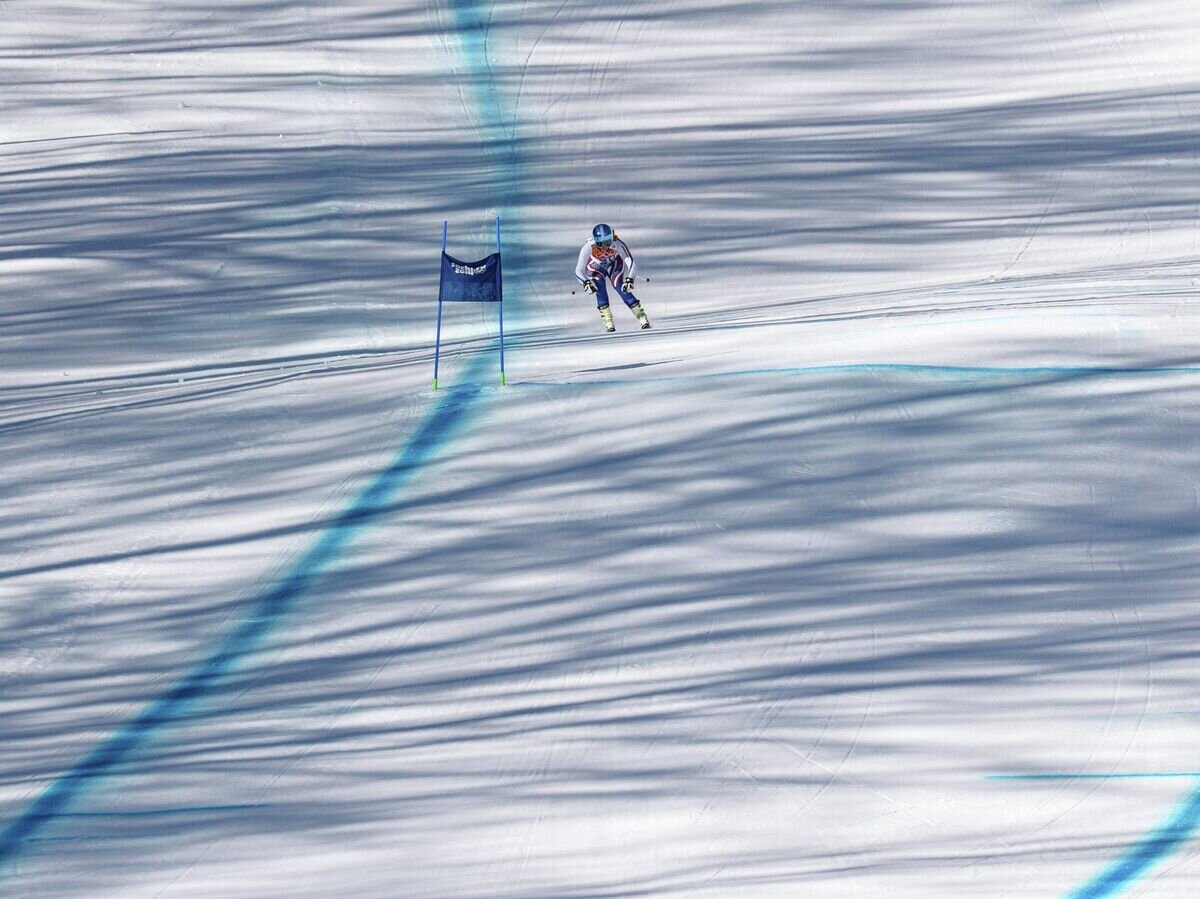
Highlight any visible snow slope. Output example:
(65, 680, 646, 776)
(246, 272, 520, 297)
(3, 1, 1200, 896)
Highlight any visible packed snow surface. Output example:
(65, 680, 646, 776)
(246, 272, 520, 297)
(4, 1, 1200, 896)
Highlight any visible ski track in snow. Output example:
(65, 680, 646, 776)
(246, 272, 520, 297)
(4, 1, 1200, 896)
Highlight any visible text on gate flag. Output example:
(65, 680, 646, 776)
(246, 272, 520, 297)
(439, 252, 503, 303)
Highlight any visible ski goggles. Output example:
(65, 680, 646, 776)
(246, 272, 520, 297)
(593, 237, 613, 249)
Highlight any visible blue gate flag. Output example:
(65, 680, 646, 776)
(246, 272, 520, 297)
(439, 252, 502, 302)
(433, 217, 506, 390)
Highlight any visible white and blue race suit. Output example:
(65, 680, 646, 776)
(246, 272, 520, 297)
(575, 235, 639, 308)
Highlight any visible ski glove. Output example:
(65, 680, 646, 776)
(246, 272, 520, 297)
(582, 279, 598, 294)
(622, 277, 635, 293)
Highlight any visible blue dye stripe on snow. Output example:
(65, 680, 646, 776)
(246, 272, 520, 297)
(446, 0, 523, 207)
(0, 381, 483, 866)
(1, 0, 519, 869)
(991, 773, 1200, 781)
(1068, 782, 1200, 898)
(514, 362, 1200, 389)
(54, 805, 265, 818)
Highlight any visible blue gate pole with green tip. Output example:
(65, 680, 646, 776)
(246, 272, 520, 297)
(433, 220, 447, 391)
(497, 215, 506, 386)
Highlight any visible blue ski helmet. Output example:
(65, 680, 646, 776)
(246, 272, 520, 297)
(592, 223, 614, 247)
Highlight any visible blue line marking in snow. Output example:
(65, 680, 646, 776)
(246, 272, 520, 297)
(0, 381, 483, 867)
(991, 774, 1200, 781)
(514, 362, 1200, 389)
(55, 804, 266, 818)
(1, 0, 517, 872)
(447, 0, 522, 207)
(1067, 782, 1200, 898)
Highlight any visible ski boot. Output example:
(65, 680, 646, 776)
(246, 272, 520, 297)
(630, 302, 651, 330)
(599, 306, 615, 332)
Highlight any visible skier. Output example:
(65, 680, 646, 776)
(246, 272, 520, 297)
(575, 224, 651, 332)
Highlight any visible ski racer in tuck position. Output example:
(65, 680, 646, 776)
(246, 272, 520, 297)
(575, 224, 651, 332)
